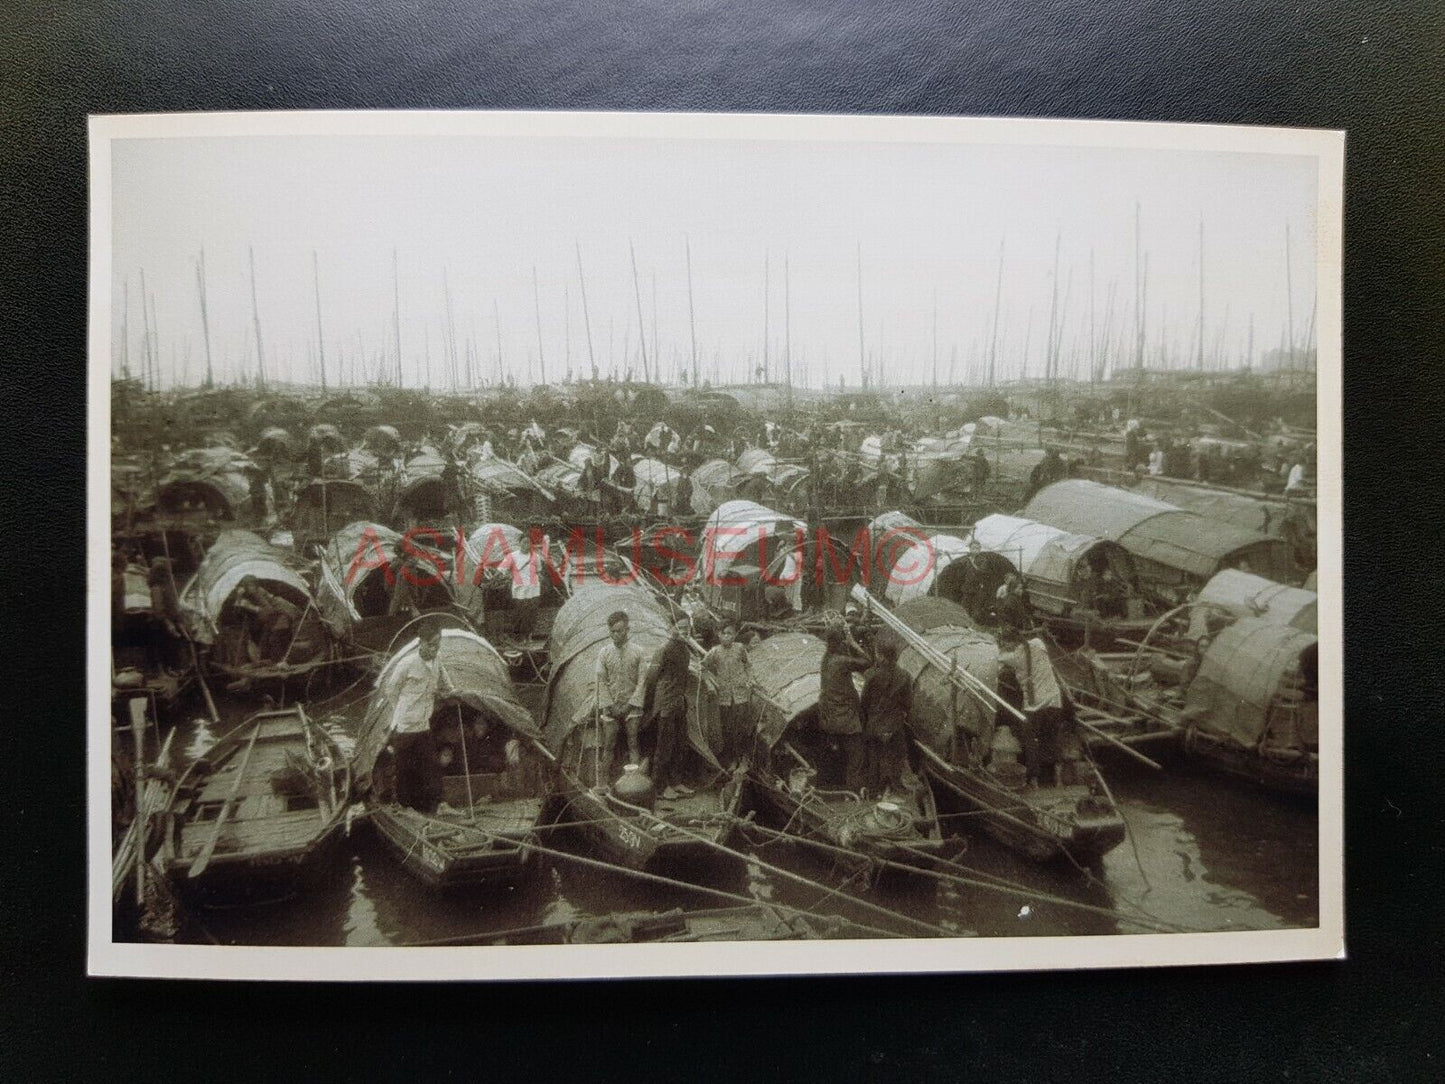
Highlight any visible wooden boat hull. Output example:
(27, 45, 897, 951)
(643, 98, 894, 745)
(1184, 730, 1318, 799)
(746, 770, 944, 871)
(548, 771, 745, 872)
(922, 760, 1125, 864)
(160, 706, 352, 900)
(366, 800, 542, 889)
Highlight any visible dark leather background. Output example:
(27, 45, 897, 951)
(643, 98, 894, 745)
(2, 1, 1440, 1080)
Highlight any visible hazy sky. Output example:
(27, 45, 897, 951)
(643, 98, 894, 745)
(110, 129, 1319, 389)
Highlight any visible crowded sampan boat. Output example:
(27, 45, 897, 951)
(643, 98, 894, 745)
(350, 624, 555, 888)
(111, 369, 1320, 938)
(744, 629, 944, 869)
(541, 582, 745, 871)
(856, 591, 1127, 865)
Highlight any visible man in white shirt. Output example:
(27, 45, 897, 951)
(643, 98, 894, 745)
(594, 610, 647, 779)
(505, 535, 544, 639)
(998, 628, 1068, 788)
(387, 623, 451, 811)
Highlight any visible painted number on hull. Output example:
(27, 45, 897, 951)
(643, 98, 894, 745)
(618, 825, 643, 850)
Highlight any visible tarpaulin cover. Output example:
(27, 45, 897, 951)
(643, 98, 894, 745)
(156, 447, 253, 518)
(317, 521, 402, 631)
(352, 628, 539, 789)
(535, 460, 582, 497)
(470, 457, 544, 496)
(179, 529, 313, 643)
(632, 457, 682, 508)
(883, 532, 974, 607)
(747, 631, 824, 749)
(1024, 480, 1288, 581)
(291, 479, 377, 547)
(736, 448, 810, 498)
(1197, 569, 1317, 632)
(542, 583, 672, 752)
(1133, 477, 1297, 537)
(971, 513, 1126, 589)
(703, 500, 806, 577)
(1183, 617, 1317, 749)
(893, 598, 1000, 752)
(689, 458, 743, 516)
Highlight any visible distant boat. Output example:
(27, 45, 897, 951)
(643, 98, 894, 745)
(157, 705, 352, 897)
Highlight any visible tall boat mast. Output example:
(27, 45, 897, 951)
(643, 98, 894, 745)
(988, 238, 1004, 386)
(575, 240, 597, 381)
(392, 246, 403, 386)
(532, 265, 547, 386)
(196, 249, 214, 388)
(313, 250, 328, 392)
(685, 236, 698, 387)
(247, 247, 266, 390)
(855, 242, 866, 388)
(629, 240, 650, 384)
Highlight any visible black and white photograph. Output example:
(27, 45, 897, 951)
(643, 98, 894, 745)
(88, 110, 1342, 980)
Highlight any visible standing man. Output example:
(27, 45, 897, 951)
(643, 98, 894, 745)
(860, 638, 913, 797)
(386, 623, 451, 812)
(970, 446, 991, 494)
(644, 619, 695, 800)
(704, 620, 754, 768)
(997, 628, 1068, 789)
(595, 610, 647, 782)
(817, 624, 872, 789)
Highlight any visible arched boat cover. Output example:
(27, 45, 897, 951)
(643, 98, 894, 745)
(689, 458, 743, 516)
(542, 583, 671, 753)
(1196, 569, 1317, 632)
(971, 513, 1126, 588)
(703, 500, 806, 577)
(1023, 479, 1289, 582)
(883, 532, 974, 607)
(1132, 477, 1305, 538)
(362, 424, 402, 453)
(471, 457, 545, 497)
(535, 459, 582, 497)
(254, 427, 295, 457)
(157, 447, 253, 519)
(632, 457, 682, 508)
(179, 529, 313, 643)
(306, 423, 346, 451)
(892, 598, 999, 752)
(747, 631, 824, 750)
(316, 521, 402, 632)
(736, 448, 810, 497)
(1183, 617, 1318, 749)
(352, 628, 539, 789)
(291, 479, 377, 542)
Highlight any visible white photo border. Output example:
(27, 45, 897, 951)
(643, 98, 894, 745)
(87, 109, 1344, 981)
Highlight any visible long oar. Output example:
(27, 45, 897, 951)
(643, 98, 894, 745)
(188, 715, 264, 879)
